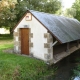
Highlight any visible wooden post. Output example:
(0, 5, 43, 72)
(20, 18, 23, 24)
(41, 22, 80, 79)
(77, 40, 79, 47)
(66, 43, 69, 53)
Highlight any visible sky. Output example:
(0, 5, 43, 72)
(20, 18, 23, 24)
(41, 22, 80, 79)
(61, 0, 75, 10)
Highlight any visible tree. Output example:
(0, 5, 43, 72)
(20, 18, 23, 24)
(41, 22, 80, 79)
(0, 0, 17, 34)
(16, 0, 61, 21)
(72, 0, 80, 21)
(0, 0, 61, 34)
(62, 8, 76, 18)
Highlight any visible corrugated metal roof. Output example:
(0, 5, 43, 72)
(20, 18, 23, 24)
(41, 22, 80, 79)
(29, 10, 80, 43)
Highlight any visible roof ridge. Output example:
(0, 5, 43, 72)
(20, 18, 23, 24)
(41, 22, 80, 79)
(29, 10, 56, 16)
(29, 10, 78, 21)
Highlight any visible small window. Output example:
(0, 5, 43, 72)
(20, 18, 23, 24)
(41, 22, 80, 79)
(25, 13, 32, 21)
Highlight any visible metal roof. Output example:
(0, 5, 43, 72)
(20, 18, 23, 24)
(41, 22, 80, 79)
(29, 10, 80, 43)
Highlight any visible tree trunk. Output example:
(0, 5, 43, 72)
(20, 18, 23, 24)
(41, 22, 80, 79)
(9, 27, 13, 34)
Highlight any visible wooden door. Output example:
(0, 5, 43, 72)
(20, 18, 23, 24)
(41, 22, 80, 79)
(20, 28, 29, 55)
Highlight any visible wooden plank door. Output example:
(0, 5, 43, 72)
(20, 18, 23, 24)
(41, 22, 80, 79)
(20, 28, 29, 55)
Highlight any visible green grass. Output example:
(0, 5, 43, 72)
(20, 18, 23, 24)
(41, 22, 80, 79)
(0, 34, 56, 80)
(0, 34, 13, 40)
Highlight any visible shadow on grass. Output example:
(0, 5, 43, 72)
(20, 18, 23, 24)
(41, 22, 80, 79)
(0, 34, 13, 40)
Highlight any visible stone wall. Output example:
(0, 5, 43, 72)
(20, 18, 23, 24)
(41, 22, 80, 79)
(44, 32, 53, 62)
(29, 28, 34, 56)
(13, 28, 21, 53)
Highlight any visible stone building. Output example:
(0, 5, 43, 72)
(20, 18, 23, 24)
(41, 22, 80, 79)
(13, 10, 80, 65)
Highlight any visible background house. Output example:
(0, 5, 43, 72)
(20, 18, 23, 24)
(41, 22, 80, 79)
(13, 10, 80, 65)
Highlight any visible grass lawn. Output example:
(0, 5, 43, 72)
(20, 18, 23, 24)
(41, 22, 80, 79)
(0, 34, 56, 80)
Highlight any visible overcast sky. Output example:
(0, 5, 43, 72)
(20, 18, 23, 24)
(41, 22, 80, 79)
(61, 0, 75, 10)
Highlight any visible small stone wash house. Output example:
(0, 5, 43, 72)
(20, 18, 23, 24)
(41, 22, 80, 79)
(13, 10, 80, 65)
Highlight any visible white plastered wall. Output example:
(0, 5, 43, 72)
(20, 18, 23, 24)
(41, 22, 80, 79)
(14, 14, 53, 61)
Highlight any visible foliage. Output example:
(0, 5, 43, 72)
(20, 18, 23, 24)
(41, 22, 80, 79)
(61, 0, 80, 19)
(72, 0, 80, 21)
(0, 0, 17, 33)
(0, 34, 56, 80)
(62, 8, 76, 18)
(0, 0, 61, 33)
(16, 0, 62, 21)
(71, 57, 80, 79)
(71, 64, 80, 80)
